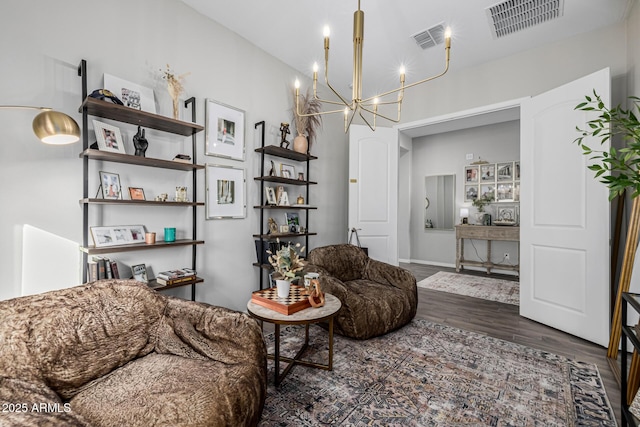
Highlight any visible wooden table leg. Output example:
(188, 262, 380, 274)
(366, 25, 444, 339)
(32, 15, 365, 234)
(328, 317, 334, 371)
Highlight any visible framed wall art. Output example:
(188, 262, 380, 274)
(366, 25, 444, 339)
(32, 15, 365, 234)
(205, 164, 246, 219)
(93, 120, 125, 154)
(280, 163, 295, 179)
(205, 99, 245, 161)
(99, 171, 122, 200)
(131, 264, 148, 283)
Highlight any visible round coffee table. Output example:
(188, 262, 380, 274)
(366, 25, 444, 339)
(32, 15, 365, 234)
(247, 293, 341, 386)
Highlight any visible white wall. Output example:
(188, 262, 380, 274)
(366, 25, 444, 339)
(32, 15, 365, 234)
(408, 121, 520, 268)
(0, 0, 348, 311)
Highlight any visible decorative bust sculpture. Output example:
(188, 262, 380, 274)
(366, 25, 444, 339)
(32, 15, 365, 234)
(133, 126, 148, 157)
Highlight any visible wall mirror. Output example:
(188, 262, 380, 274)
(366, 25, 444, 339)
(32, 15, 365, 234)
(424, 174, 455, 230)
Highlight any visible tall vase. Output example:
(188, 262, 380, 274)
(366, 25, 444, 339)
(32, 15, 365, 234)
(275, 279, 291, 298)
(293, 134, 308, 154)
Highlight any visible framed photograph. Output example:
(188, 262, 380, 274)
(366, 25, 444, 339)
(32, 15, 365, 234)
(497, 183, 514, 201)
(497, 162, 513, 181)
(93, 120, 125, 154)
(103, 73, 156, 113)
(480, 184, 495, 200)
(297, 172, 305, 181)
(128, 187, 145, 200)
(90, 225, 146, 247)
(465, 166, 478, 183)
(285, 212, 300, 233)
(205, 99, 245, 161)
(279, 225, 290, 233)
(280, 163, 295, 179)
(513, 182, 520, 201)
(515, 161, 521, 180)
(265, 186, 277, 205)
(465, 185, 478, 202)
(99, 171, 122, 200)
(205, 164, 246, 219)
(480, 164, 495, 181)
(131, 264, 148, 283)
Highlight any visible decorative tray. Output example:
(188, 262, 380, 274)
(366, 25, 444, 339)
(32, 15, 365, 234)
(493, 220, 518, 226)
(251, 284, 311, 315)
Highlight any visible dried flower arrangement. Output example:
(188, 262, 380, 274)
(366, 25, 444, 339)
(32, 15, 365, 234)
(292, 87, 323, 147)
(267, 241, 306, 281)
(161, 64, 190, 119)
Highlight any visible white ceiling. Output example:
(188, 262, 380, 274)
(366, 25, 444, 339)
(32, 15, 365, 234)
(181, 0, 631, 102)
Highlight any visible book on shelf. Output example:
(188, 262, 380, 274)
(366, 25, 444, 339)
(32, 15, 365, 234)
(87, 257, 121, 282)
(172, 154, 192, 164)
(156, 268, 197, 281)
(156, 275, 197, 286)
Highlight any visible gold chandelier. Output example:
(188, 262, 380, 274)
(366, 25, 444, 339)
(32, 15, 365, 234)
(295, 0, 452, 133)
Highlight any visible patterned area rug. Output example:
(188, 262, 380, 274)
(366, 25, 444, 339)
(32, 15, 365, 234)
(417, 271, 519, 305)
(260, 319, 616, 426)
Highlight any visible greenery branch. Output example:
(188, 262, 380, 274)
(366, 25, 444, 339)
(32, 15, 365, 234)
(472, 194, 494, 212)
(574, 91, 640, 200)
(267, 241, 306, 281)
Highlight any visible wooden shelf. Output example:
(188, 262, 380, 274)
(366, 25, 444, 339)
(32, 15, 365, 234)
(81, 198, 204, 206)
(255, 145, 317, 162)
(80, 97, 204, 136)
(252, 232, 317, 239)
(254, 176, 317, 186)
(81, 239, 204, 255)
(80, 149, 205, 170)
(149, 276, 204, 291)
(253, 205, 317, 210)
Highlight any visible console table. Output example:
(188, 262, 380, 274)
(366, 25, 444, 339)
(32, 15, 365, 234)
(455, 225, 520, 274)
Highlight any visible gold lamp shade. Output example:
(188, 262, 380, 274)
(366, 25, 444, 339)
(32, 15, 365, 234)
(32, 109, 80, 145)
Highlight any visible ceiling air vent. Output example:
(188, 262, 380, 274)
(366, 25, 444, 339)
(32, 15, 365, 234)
(412, 23, 446, 50)
(486, 0, 564, 39)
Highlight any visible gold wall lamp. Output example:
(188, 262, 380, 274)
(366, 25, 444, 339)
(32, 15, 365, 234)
(0, 105, 80, 145)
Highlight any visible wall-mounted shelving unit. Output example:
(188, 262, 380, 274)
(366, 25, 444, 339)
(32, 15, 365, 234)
(78, 59, 205, 300)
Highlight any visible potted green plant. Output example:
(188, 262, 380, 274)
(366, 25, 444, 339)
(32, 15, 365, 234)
(267, 241, 306, 298)
(472, 193, 494, 213)
(574, 91, 640, 199)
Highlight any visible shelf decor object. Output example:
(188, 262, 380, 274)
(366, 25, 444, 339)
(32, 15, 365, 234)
(293, 0, 451, 132)
(205, 98, 245, 160)
(205, 164, 246, 219)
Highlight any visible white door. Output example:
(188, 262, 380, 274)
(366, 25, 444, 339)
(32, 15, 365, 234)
(520, 68, 610, 346)
(348, 125, 399, 265)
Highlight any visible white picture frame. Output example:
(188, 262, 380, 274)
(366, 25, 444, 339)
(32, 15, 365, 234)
(93, 120, 125, 154)
(205, 99, 245, 161)
(90, 225, 146, 247)
(205, 164, 246, 219)
(103, 73, 156, 113)
(131, 264, 148, 283)
(265, 186, 277, 205)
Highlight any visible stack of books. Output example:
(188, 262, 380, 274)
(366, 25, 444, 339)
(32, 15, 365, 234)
(87, 256, 120, 282)
(156, 268, 197, 286)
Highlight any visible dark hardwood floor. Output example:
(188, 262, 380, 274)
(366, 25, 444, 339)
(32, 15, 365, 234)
(402, 262, 622, 425)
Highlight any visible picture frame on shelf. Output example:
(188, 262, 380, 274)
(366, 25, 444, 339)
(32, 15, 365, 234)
(497, 162, 513, 181)
(265, 186, 277, 205)
(465, 165, 478, 183)
(205, 164, 246, 219)
(128, 187, 146, 200)
(480, 164, 495, 181)
(99, 171, 122, 200)
(496, 206, 517, 224)
(90, 225, 147, 247)
(131, 264, 148, 283)
(280, 163, 295, 179)
(285, 212, 300, 233)
(103, 73, 156, 113)
(515, 161, 521, 180)
(93, 120, 125, 154)
(205, 98, 245, 161)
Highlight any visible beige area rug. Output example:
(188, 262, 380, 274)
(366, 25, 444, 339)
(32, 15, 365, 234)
(417, 271, 519, 305)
